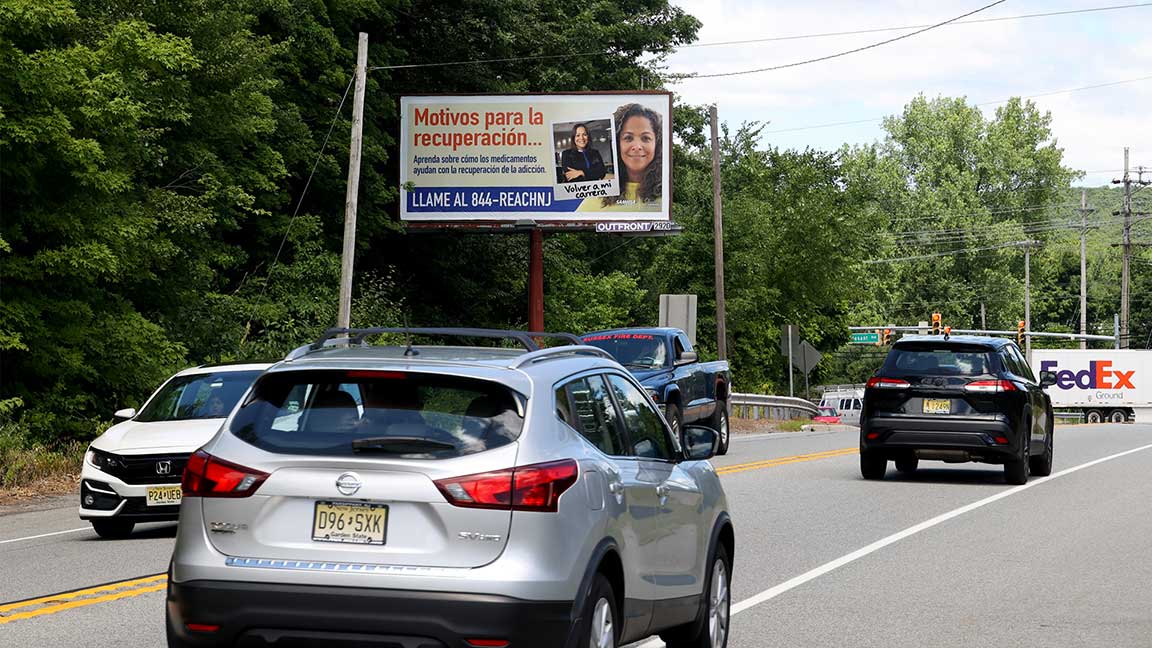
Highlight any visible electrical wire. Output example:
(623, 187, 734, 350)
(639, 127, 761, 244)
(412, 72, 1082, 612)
(239, 75, 356, 349)
(764, 76, 1152, 134)
(684, 0, 1009, 79)
(366, 2, 1152, 72)
(675, 3, 1152, 50)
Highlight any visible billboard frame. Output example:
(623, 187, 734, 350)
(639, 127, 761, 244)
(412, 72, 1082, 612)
(399, 90, 674, 229)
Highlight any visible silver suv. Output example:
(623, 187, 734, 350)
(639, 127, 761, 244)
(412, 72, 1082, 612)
(167, 328, 734, 648)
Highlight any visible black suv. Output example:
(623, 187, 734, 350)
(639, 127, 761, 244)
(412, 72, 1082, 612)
(860, 335, 1055, 485)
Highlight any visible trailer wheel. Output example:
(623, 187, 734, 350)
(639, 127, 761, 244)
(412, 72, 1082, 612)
(1108, 409, 1128, 423)
(1085, 409, 1104, 424)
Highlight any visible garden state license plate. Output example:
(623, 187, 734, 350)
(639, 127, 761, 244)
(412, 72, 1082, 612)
(922, 398, 951, 415)
(146, 485, 183, 507)
(312, 501, 388, 545)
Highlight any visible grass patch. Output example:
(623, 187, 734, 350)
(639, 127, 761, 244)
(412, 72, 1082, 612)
(0, 422, 85, 494)
(732, 417, 815, 434)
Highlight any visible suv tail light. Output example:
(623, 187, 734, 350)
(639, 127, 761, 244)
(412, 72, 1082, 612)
(964, 380, 1017, 393)
(181, 449, 269, 497)
(435, 459, 579, 513)
(866, 377, 910, 390)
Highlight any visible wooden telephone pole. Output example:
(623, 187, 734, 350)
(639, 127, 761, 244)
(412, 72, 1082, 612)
(338, 33, 369, 329)
(710, 105, 728, 360)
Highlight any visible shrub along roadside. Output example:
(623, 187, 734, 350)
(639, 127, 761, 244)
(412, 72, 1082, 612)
(0, 421, 86, 496)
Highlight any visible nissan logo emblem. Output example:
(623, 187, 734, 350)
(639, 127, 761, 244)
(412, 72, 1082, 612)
(336, 472, 362, 496)
(155, 460, 172, 475)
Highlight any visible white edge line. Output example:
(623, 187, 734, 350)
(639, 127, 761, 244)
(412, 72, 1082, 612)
(637, 442, 1152, 648)
(0, 527, 91, 545)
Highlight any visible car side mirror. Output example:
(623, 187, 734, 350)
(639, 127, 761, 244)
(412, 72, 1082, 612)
(682, 425, 718, 461)
(1039, 371, 1057, 388)
(112, 408, 136, 423)
(674, 350, 698, 366)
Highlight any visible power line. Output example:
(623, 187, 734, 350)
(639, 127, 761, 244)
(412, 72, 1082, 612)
(683, 0, 1009, 80)
(863, 240, 1026, 264)
(240, 75, 356, 349)
(763, 75, 1152, 134)
(366, 2, 1152, 72)
(676, 3, 1152, 51)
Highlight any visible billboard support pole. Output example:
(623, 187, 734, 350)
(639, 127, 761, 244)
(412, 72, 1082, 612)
(529, 228, 544, 331)
(338, 32, 368, 329)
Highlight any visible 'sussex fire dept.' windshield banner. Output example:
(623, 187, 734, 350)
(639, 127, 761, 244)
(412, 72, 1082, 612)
(400, 93, 672, 222)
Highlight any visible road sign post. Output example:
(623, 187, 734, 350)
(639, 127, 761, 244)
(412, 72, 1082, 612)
(851, 332, 880, 344)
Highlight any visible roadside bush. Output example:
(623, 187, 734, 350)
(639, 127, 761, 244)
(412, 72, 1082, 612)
(0, 420, 87, 490)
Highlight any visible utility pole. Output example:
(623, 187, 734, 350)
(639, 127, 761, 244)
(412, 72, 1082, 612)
(1116, 149, 1131, 349)
(980, 302, 986, 330)
(1112, 149, 1152, 349)
(710, 105, 728, 360)
(338, 32, 369, 329)
(1077, 190, 1094, 350)
(1024, 242, 1034, 358)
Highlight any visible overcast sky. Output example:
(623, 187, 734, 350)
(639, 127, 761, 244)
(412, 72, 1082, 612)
(664, 0, 1152, 187)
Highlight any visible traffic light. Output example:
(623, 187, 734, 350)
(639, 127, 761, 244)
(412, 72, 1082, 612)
(1017, 320, 1026, 345)
(882, 328, 892, 345)
(874, 329, 883, 347)
(931, 312, 941, 335)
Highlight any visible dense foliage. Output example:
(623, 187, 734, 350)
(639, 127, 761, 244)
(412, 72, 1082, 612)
(2, 0, 1143, 443)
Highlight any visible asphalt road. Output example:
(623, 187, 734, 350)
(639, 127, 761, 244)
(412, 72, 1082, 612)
(2, 423, 1151, 647)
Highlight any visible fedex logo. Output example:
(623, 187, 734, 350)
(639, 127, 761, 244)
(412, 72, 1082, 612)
(1039, 360, 1135, 390)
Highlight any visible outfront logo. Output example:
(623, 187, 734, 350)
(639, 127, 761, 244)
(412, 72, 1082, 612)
(1039, 360, 1135, 390)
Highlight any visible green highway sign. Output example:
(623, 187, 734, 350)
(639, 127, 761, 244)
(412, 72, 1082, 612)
(851, 332, 879, 344)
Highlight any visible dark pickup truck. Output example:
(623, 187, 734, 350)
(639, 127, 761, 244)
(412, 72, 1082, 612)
(581, 327, 733, 454)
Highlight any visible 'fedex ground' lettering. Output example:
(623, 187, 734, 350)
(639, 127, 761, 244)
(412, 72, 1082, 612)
(1038, 360, 1135, 390)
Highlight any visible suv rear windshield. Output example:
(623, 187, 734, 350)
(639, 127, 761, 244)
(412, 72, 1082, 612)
(229, 370, 524, 458)
(136, 370, 263, 422)
(882, 343, 997, 377)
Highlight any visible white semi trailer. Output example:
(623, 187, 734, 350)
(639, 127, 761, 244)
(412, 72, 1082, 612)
(1031, 349, 1152, 423)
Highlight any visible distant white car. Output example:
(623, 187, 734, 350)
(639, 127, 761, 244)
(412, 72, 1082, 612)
(79, 363, 271, 538)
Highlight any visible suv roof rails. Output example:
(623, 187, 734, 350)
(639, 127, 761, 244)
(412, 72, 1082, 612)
(284, 327, 585, 361)
(508, 345, 615, 369)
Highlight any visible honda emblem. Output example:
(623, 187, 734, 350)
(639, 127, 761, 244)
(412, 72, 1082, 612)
(156, 460, 172, 475)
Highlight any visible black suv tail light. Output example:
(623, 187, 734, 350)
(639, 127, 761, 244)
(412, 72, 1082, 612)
(964, 380, 1017, 393)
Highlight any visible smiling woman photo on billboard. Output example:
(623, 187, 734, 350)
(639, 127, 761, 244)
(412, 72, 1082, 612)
(578, 103, 663, 212)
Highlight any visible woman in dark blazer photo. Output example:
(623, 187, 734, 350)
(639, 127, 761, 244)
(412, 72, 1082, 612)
(559, 123, 606, 183)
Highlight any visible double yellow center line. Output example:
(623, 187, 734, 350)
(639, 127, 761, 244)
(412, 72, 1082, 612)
(716, 447, 858, 476)
(0, 573, 167, 625)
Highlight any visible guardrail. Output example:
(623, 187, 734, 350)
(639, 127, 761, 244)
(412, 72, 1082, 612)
(1053, 410, 1085, 423)
(731, 393, 819, 420)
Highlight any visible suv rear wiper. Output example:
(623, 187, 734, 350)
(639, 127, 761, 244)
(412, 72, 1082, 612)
(351, 436, 457, 453)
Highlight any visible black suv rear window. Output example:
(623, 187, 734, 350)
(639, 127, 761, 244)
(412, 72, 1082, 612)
(883, 344, 997, 377)
(230, 370, 524, 458)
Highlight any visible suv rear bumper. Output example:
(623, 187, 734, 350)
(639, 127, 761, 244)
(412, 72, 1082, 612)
(167, 578, 574, 647)
(861, 415, 1020, 462)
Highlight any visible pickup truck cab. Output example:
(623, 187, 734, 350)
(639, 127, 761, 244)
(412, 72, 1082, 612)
(582, 327, 733, 454)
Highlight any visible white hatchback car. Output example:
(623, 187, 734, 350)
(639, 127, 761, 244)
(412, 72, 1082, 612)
(79, 363, 271, 538)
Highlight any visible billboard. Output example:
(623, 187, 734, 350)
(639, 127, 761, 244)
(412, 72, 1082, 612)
(400, 93, 672, 222)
